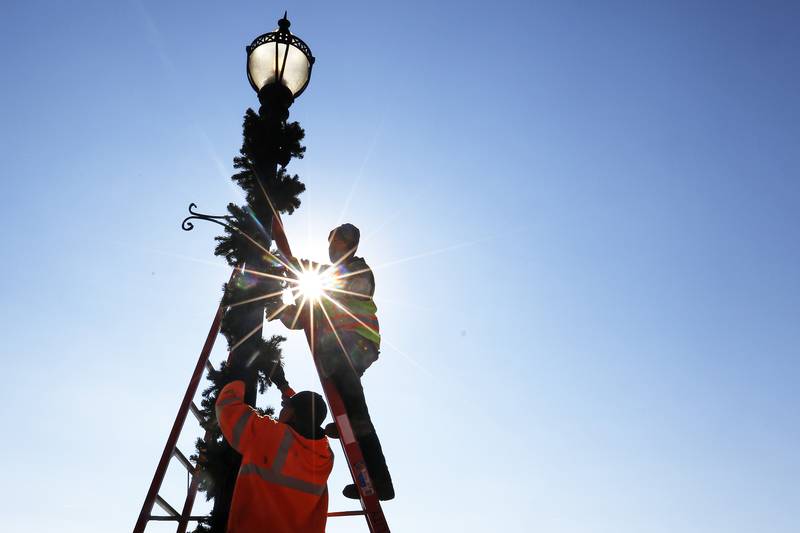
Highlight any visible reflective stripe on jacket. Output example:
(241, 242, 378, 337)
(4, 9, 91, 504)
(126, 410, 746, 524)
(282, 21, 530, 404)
(318, 257, 381, 346)
(318, 297, 380, 346)
(216, 381, 334, 533)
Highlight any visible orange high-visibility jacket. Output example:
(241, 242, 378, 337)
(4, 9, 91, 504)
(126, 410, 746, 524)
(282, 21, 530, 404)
(216, 381, 334, 533)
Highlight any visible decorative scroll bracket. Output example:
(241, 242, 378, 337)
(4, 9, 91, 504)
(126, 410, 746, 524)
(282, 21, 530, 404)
(181, 203, 231, 232)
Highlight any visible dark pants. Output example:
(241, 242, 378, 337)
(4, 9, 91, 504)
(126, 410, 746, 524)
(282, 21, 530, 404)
(319, 332, 393, 492)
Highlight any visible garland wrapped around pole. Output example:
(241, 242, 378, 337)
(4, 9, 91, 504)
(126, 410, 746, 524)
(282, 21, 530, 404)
(186, 83, 307, 533)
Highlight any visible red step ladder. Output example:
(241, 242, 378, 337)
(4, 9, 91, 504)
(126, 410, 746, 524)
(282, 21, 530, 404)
(133, 265, 391, 532)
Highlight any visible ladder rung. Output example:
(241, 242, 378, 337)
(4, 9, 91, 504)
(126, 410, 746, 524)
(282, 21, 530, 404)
(173, 447, 194, 472)
(155, 495, 179, 517)
(328, 510, 367, 517)
(205, 360, 214, 373)
(190, 402, 205, 425)
(148, 516, 208, 522)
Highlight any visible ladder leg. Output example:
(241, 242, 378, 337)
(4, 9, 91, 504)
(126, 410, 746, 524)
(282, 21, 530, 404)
(175, 424, 215, 533)
(176, 465, 202, 533)
(319, 376, 391, 533)
(133, 270, 233, 533)
(303, 330, 391, 533)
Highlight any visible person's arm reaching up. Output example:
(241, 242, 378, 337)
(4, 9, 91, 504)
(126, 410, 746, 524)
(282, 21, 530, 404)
(274, 303, 308, 330)
(215, 380, 270, 454)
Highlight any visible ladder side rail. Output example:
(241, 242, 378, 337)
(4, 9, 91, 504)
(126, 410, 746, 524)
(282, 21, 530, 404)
(177, 289, 247, 533)
(317, 374, 390, 533)
(303, 328, 390, 533)
(175, 424, 214, 533)
(133, 269, 235, 533)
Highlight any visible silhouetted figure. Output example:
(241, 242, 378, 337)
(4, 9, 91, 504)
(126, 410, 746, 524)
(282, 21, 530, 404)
(275, 223, 395, 501)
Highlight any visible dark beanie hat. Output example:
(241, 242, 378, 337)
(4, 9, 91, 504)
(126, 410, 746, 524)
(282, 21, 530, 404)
(286, 391, 327, 437)
(329, 223, 360, 247)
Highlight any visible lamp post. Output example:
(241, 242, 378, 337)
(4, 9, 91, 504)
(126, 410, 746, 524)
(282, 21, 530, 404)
(137, 14, 315, 533)
(200, 15, 315, 532)
(216, 11, 314, 414)
(181, 14, 315, 533)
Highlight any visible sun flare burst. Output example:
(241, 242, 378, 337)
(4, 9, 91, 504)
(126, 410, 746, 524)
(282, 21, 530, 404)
(288, 263, 338, 304)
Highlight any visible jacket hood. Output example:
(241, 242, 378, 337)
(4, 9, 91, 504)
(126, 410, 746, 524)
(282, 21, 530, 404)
(288, 426, 333, 463)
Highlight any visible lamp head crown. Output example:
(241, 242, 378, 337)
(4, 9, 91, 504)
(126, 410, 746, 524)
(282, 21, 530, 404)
(278, 12, 290, 32)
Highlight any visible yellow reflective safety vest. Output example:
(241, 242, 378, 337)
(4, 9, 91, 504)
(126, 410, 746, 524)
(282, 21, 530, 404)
(216, 381, 334, 533)
(318, 257, 380, 346)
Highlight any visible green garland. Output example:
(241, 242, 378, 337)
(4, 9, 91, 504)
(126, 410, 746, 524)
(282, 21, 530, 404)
(189, 105, 307, 533)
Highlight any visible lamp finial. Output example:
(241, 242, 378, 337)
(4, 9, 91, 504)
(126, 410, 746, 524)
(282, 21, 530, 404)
(278, 12, 290, 32)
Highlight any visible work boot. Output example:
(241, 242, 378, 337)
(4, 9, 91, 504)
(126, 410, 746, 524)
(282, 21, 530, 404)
(324, 422, 339, 439)
(377, 481, 395, 501)
(342, 483, 395, 501)
(342, 484, 359, 499)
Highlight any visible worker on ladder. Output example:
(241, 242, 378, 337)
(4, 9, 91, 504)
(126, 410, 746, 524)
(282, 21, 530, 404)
(274, 223, 396, 501)
(216, 378, 334, 533)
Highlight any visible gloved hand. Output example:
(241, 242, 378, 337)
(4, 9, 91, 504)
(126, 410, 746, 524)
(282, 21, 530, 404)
(269, 363, 294, 399)
(281, 386, 297, 400)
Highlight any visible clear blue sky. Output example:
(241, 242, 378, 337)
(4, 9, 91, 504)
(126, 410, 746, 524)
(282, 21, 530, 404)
(1, 1, 798, 532)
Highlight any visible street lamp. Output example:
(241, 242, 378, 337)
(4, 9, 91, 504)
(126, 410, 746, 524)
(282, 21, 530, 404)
(247, 12, 315, 115)
(141, 14, 317, 533)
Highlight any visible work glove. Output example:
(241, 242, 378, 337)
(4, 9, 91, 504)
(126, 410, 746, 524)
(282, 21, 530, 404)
(281, 386, 297, 401)
(268, 362, 295, 399)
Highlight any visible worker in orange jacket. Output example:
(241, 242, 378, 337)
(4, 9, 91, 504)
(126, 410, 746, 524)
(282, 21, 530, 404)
(216, 379, 334, 533)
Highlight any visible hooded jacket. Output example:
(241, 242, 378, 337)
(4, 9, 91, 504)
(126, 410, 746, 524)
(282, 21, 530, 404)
(278, 256, 380, 357)
(216, 381, 334, 533)
(319, 256, 380, 346)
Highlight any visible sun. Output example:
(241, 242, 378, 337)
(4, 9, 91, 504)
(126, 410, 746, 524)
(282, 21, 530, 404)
(292, 264, 335, 303)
